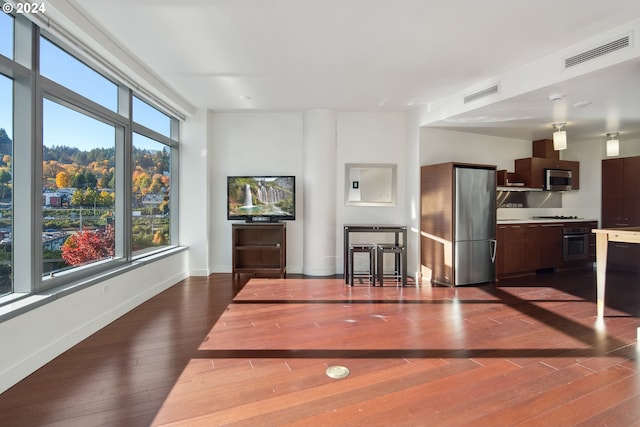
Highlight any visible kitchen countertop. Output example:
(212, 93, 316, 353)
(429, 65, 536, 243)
(497, 218, 598, 224)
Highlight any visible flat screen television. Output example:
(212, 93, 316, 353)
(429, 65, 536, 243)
(227, 176, 296, 222)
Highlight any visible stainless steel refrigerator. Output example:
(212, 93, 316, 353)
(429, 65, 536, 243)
(453, 166, 496, 285)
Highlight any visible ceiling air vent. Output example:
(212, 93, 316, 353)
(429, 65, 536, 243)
(564, 35, 630, 69)
(463, 84, 499, 104)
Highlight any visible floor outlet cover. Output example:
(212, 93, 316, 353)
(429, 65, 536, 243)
(326, 365, 350, 379)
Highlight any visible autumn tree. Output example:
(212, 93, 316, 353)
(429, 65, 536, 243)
(70, 189, 85, 206)
(56, 171, 72, 188)
(98, 190, 114, 207)
(133, 171, 151, 195)
(159, 199, 169, 215)
(61, 225, 114, 266)
(152, 229, 166, 245)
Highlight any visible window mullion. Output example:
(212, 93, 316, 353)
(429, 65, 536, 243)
(11, 69, 37, 293)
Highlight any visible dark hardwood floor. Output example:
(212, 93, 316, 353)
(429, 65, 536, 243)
(1, 268, 640, 426)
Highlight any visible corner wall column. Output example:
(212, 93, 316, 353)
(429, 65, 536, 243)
(302, 110, 337, 276)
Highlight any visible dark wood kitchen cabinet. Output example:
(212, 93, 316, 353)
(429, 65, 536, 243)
(514, 157, 580, 190)
(602, 156, 640, 227)
(523, 223, 540, 271)
(232, 223, 286, 279)
(602, 156, 640, 270)
(496, 221, 590, 278)
(498, 222, 562, 275)
(497, 223, 545, 276)
(496, 225, 506, 276)
(499, 224, 529, 275)
(537, 223, 564, 269)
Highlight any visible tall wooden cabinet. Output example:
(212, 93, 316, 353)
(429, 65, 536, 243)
(602, 157, 640, 227)
(602, 156, 640, 270)
(232, 223, 286, 279)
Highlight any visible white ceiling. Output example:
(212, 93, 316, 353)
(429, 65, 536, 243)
(60, 0, 640, 143)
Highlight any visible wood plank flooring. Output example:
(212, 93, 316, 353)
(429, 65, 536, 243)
(1, 269, 640, 426)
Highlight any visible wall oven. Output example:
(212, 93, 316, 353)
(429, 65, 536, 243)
(563, 226, 590, 262)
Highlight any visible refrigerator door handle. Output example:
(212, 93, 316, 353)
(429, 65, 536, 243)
(489, 239, 497, 263)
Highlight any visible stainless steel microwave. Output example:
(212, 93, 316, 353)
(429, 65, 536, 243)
(545, 169, 572, 191)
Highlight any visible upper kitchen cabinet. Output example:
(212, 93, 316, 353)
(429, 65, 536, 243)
(602, 156, 640, 227)
(532, 139, 560, 160)
(514, 158, 580, 190)
(601, 156, 640, 271)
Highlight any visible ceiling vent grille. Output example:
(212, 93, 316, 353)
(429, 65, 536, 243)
(564, 35, 630, 68)
(463, 84, 499, 104)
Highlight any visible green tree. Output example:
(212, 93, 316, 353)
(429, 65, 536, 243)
(72, 172, 86, 189)
(0, 128, 12, 156)
(0, 168, 11, 199)
(99, 170, 114, 189)
(72, 169, 98, 189)
(70, 189, 84, 206)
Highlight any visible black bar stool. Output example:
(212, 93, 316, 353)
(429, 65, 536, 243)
(348, 243, 376, 286)
(376, 243, 406, 286)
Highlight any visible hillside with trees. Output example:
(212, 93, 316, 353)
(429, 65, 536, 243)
(0, 127, 171, 284)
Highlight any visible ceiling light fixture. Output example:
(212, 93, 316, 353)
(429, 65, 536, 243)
(606, 132, 619, 157)
(552, 122, 567, 150)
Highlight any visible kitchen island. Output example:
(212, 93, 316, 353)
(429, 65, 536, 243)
(593, 227, 640, 320)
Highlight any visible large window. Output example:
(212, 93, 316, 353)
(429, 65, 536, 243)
(0, 11, 12, 59)
(0, 74, 12, 296)
(0, 14, 180, 302)
(132, 133, 171, 255)
(133, 96, 171, 138)
(39, 37, 118, 111)
(42, 100, 117, 277)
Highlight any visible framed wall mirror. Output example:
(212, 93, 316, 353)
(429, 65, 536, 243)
(345, 163, 397, 207)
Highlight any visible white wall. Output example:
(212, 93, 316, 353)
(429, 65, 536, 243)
(207, 111, 409, 276)
(418, 127, 532, 221)
(180, 108, 210, 275)
(561, 140, 602, 221)
(419, 128, 532, 170)
(209, 112, 305, 273)
(0, 251, 188, 394)
(335, 112, 408, 274)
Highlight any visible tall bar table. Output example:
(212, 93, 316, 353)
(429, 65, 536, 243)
(592, 227, 640, 320)
(343, 224, 407, 286)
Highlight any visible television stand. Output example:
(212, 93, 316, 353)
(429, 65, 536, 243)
(232, 223, 286, 280)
